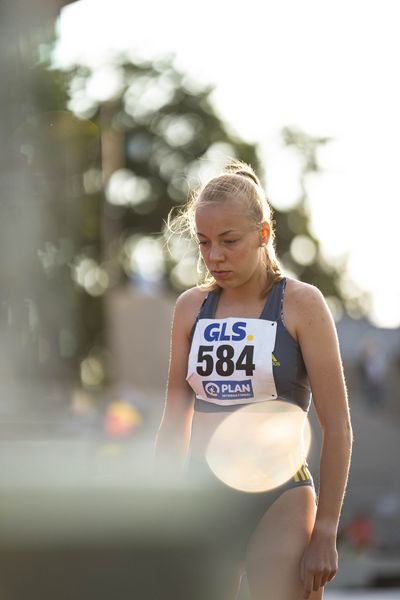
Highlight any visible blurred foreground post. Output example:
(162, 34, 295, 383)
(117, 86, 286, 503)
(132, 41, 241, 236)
(0, 473, 244, 600)
(0, 0, 103, 414)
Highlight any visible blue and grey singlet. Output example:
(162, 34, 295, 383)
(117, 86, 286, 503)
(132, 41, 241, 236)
(186, 277, 311, 413)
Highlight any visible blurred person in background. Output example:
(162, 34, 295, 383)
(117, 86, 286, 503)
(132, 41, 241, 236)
(338, 509, 375, 552)
(358, 337, 388, 411)
(154, 160, 353, 599)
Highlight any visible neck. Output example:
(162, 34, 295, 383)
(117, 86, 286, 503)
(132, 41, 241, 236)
(218, 267, 270, 302)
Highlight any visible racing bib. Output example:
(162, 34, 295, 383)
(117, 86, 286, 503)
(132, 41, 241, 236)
(187, 317, 278, 406)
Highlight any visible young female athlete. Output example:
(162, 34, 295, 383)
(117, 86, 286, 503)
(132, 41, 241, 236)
(154, 160, 353, 600)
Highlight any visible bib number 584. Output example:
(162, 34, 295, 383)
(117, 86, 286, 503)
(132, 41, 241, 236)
(196, 344, 255, 377)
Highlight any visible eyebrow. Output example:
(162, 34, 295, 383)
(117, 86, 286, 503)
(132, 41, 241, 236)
(196, 229, 238, 237)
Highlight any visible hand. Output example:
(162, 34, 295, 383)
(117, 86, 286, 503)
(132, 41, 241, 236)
(300, 531, 338, 599)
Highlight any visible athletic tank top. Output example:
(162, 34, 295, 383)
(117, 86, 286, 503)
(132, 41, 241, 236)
(186, 277, 311, 413)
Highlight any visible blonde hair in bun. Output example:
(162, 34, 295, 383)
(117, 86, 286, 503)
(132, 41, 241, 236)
(168, 158, 282, 293)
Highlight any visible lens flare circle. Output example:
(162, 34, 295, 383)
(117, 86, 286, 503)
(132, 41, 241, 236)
(205, 400, 311, 493)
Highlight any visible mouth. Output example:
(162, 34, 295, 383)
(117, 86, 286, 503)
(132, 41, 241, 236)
(211, 270, 232, 280)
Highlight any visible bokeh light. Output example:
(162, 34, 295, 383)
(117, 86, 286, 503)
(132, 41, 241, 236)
(158, 113, 201, 147)
(80, 355, 105, 388)
(122, 235, 165, 284)
(72, 257, 109, 296)
(170, 255, 198, 289)
(104, 399, 143, 438)
(124, 73, 175, 121)
(85, 65, 124, 102)
(290, 234, 317, 266)
(105, 168, 152, 208)
(206, 400, 311, 493)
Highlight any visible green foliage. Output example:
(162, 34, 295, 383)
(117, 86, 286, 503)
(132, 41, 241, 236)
(66, 57, 260, 291)
(29, 50, 368, 381)
(275, 127, 369, 316)
(63, 56, 358, 315)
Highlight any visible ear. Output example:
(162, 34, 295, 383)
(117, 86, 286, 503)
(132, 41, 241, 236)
(260, 221, 271, 246)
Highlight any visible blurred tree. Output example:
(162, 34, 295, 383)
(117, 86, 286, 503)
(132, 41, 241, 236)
(276, 126, 369, 318)
(8, 41, 367, 396)
(272, 127, 343, 302)
(63, 56, 260, 291)
(63, 54, 361, 318)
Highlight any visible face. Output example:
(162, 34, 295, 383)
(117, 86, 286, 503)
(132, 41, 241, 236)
(195, 198, 270, 289)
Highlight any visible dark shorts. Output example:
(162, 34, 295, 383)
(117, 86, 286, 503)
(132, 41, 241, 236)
(183, 455, 314, 561)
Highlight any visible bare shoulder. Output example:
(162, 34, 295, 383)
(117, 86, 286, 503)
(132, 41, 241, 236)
(175, 286, 208, 313)
(283, 277, 333, 342)
(173, 286, 209, 336)
(285, 277, 327, 316)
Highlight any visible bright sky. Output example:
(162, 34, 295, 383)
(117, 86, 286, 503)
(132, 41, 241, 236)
(54, 0, 400, 328)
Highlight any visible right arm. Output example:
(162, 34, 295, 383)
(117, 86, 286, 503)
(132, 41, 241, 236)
(153, 290, 202, 477)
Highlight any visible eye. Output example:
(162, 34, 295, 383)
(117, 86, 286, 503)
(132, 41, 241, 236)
(224, 239, 238, 245)
(197, 240, 209, 246)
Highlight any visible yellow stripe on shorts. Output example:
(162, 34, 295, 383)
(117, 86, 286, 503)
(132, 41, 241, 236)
(293, 464, 311, 482)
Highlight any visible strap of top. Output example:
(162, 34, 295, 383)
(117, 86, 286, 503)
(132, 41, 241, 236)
(189, 277, 287, 344)
(188, 291, 218, 345)
(196, 289, 220, 319)
(259, 277, 287, 322)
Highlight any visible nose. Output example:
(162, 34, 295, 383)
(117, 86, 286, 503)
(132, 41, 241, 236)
(209, 242, 225, 263)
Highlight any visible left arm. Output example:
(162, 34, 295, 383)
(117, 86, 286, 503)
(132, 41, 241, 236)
(294, 285, 353, 598)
